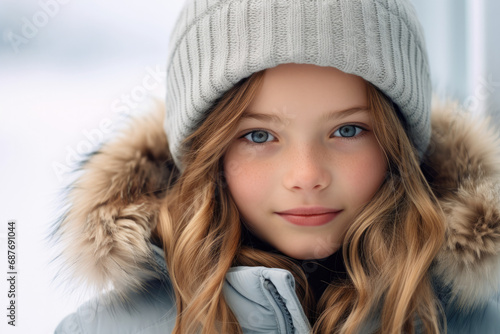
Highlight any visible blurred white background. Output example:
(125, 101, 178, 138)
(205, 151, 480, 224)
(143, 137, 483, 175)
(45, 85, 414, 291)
(0, 0, 498, 333)
(411, 0, 500, 119)
(0, 0, 185, 333)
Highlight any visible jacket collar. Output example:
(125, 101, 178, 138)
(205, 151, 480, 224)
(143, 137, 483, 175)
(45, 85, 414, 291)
(53, 101, 500, 309)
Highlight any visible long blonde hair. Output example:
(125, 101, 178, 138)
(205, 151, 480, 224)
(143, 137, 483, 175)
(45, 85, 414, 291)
(156, 69, 446, 333)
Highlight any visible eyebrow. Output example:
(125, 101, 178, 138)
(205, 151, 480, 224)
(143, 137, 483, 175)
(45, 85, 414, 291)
(241, 107, 370, 123)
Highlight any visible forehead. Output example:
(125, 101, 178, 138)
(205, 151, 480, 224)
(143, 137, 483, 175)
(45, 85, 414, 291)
(246, 63, 368, 114)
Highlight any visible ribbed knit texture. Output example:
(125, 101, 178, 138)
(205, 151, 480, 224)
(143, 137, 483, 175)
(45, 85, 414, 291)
(165, 0, 431, 169)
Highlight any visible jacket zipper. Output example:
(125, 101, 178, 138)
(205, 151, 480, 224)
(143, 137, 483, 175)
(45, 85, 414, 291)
(264, 279, 295, 334)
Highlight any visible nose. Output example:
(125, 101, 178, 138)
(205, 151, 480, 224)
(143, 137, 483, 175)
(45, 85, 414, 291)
(282, 145, 332, 192)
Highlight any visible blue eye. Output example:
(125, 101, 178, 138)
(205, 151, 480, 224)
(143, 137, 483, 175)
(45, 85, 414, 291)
(243, 130, 275, 144)
(333, 125, 364, 138)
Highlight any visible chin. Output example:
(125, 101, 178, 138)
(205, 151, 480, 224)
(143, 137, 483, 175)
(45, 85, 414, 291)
(280, 244, 340, 261)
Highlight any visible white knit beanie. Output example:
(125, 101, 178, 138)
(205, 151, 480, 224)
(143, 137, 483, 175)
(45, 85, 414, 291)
(165, 0, 431, 169)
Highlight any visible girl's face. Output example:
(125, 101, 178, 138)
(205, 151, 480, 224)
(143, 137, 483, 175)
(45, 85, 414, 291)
(224, 63, 387, 260)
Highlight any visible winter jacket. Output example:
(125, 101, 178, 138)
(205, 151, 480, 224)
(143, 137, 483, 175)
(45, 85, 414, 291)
(54, 102, 500, 333)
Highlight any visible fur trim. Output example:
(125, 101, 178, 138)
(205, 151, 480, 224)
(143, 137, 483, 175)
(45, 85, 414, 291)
(53, 100, 500, 307)
(53, 103, 175, 295)
(423, 101, 500, 308)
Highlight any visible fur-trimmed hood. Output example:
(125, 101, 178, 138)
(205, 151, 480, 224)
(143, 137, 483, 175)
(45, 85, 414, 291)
(52, 101, 500, 309)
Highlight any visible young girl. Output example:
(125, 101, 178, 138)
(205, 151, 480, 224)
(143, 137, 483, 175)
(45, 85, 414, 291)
(54, 0, 500, 333)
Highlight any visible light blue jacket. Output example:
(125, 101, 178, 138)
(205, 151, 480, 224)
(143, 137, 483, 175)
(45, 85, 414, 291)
(53, 103, 500, 333)
(55, 245, 500, 333)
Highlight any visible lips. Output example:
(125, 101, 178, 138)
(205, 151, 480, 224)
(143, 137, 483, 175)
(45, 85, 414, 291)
(276, 206, 342, 226)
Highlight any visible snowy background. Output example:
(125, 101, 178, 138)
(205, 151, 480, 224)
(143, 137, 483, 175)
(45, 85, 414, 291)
(0, 0, 498, 333)
(0, 0, 184, 333)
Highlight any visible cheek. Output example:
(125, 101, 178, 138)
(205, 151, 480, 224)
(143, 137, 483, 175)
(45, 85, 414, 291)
(224, 147, 274, 207)
(342, 147, 387, 204)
